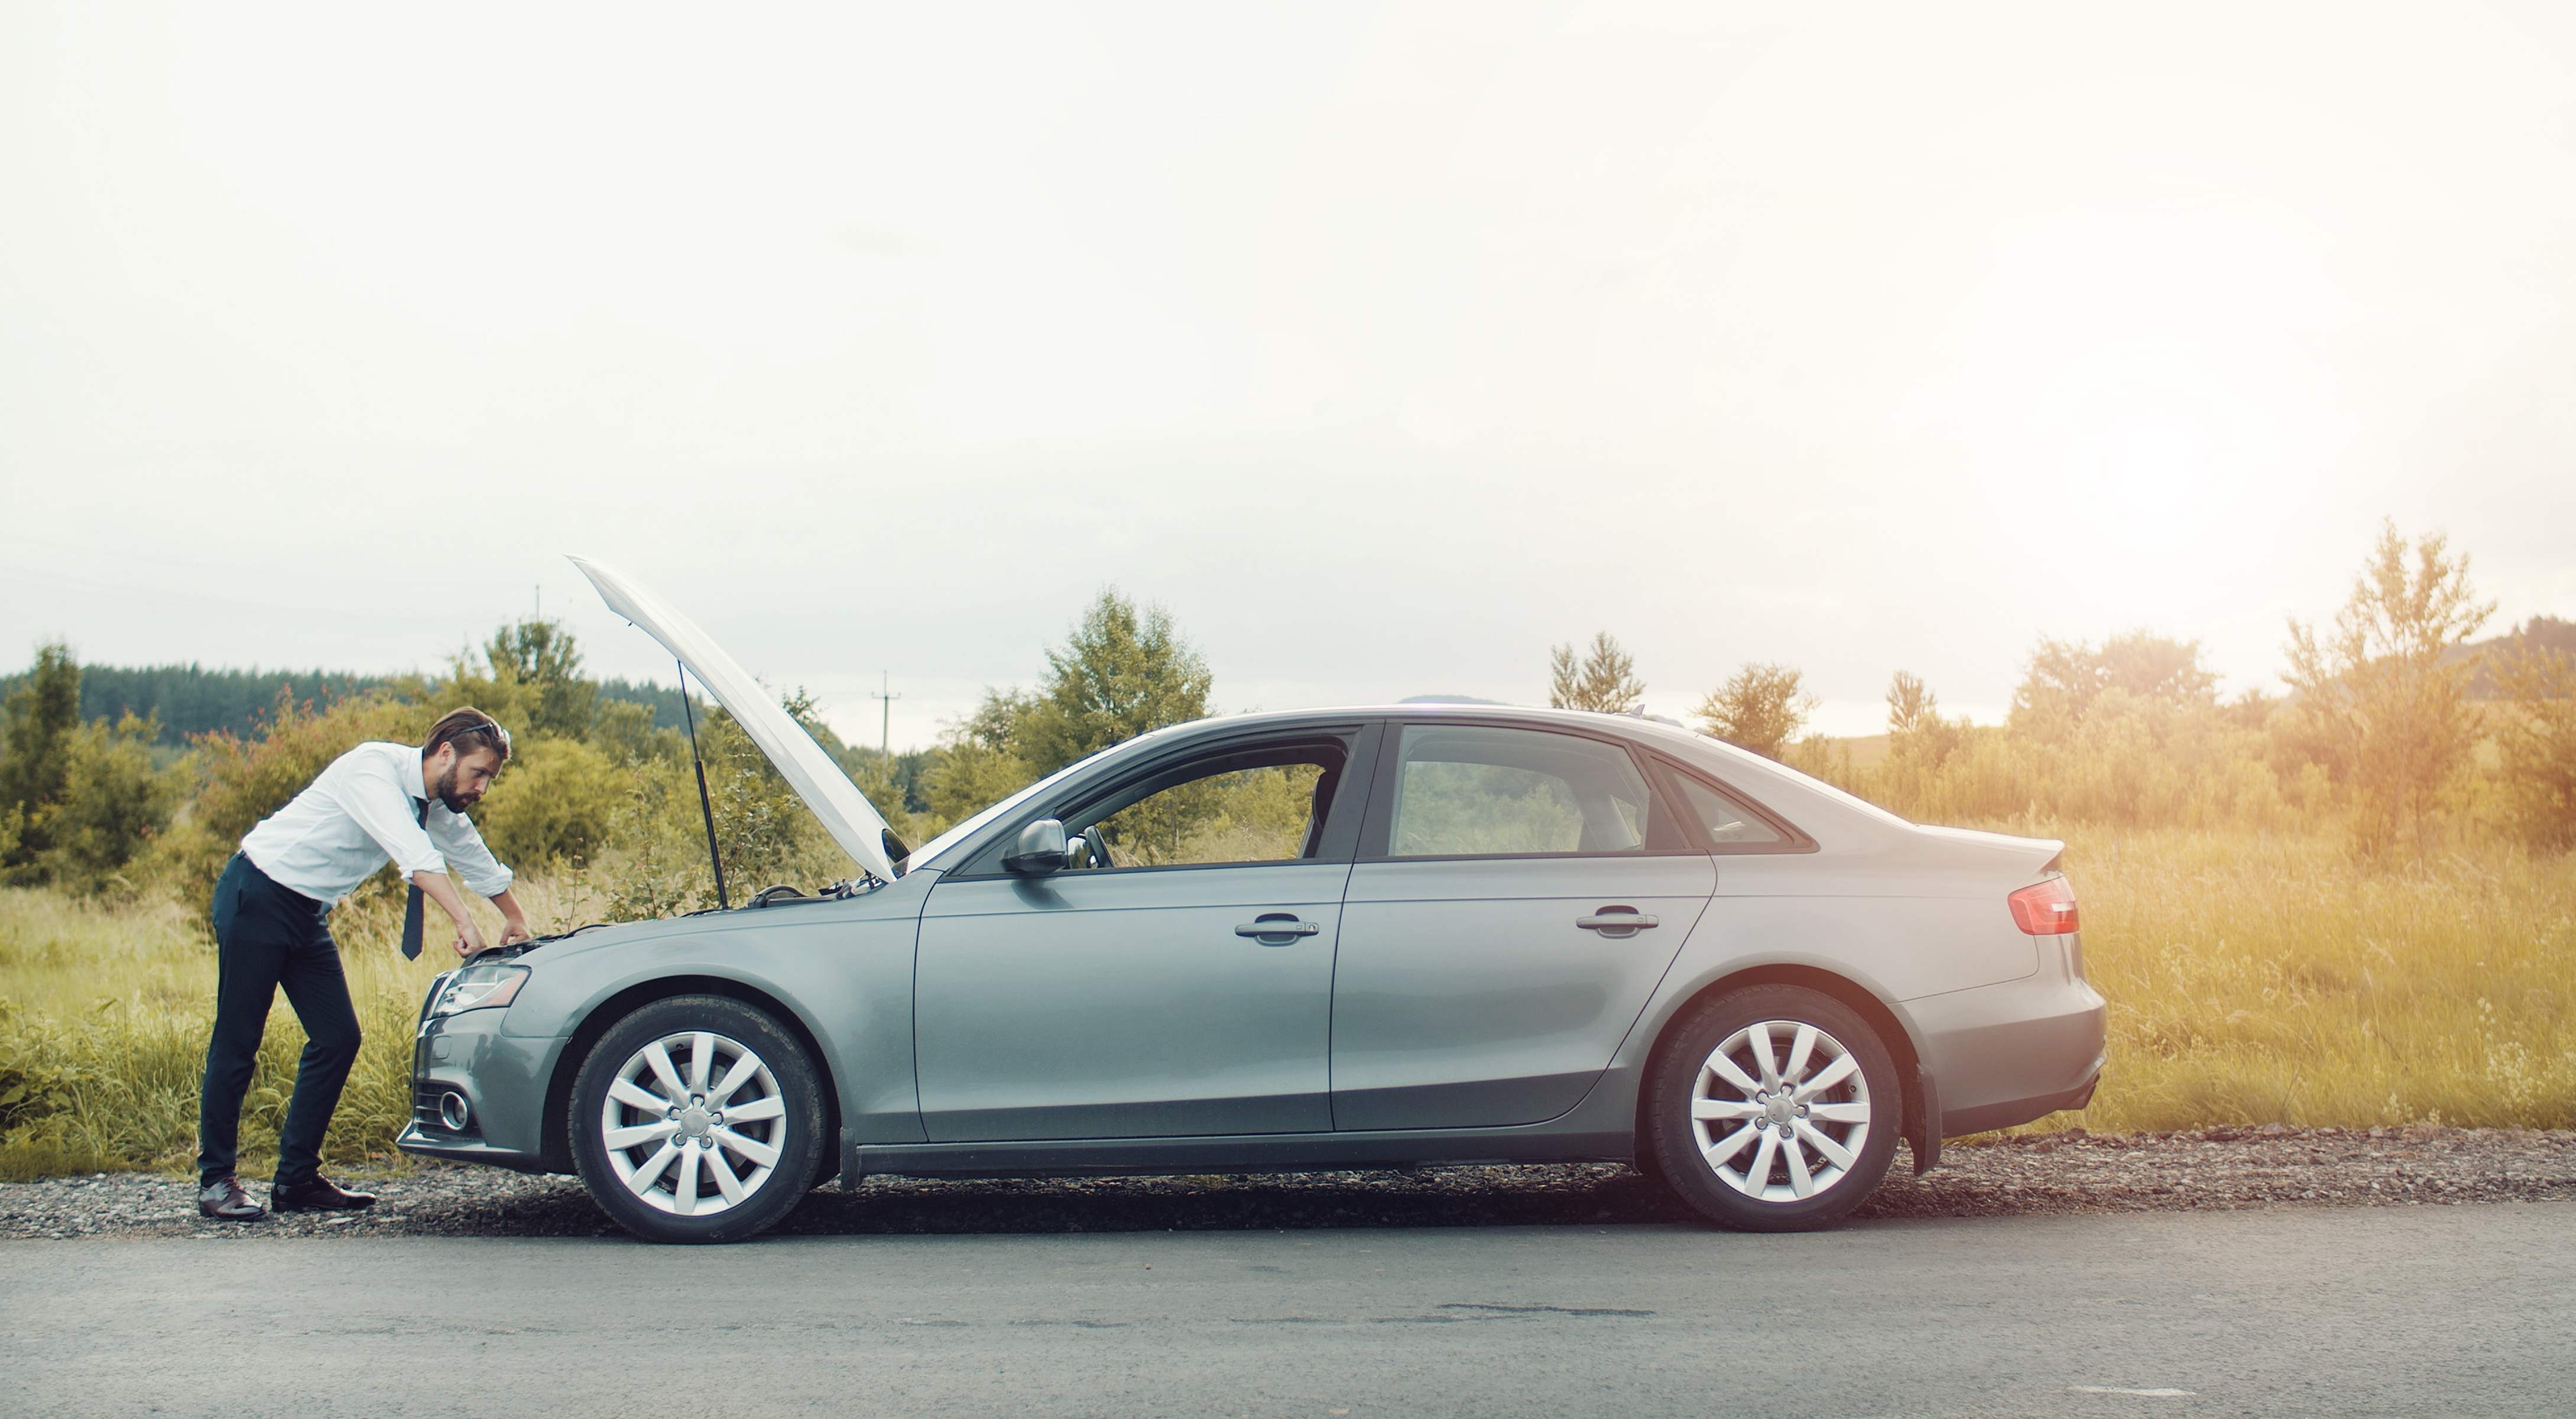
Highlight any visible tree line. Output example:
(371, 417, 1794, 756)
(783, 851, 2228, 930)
(3, 523, 2571, 912)
(0, 660, 693, 751)
(0, 590, 1221, 912)
(1551, 522, 2573, 857)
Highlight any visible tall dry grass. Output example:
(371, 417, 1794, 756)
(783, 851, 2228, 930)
(2, 834, 2569, 1180)
(0, 874, 606, 1180)
(2060, 824, 2576, 1133)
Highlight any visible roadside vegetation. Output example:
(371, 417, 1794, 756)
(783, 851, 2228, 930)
(2, 529, 2571, 1178)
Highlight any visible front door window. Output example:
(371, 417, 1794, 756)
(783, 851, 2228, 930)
(1072, 751, 1338, 869)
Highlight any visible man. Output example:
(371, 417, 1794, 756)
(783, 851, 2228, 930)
(196, 708, 532, 1222)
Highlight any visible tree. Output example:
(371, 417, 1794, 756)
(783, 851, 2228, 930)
(1694, 663, 1817, 761)
(1886, 670, 1939, 736)
(2011, 630, 2217, 741)
(453, 618, 601, 741)
(2488, 633, 2576, 851)
(922, 687, 1037, 827)
(1548, 633, 1645, 714)
(1015, 589, 1214, 776)
(0, 643, 81, 871)
(919, 591, 1214, 826)
(1880, 669, 1971, 782)
(2283, 521, 2494, 857)
(0, 646, 187, 893)
(36, 713, 181, 893)
(474, 737, 624, 870)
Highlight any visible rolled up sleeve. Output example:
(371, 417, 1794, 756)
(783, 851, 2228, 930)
(427, 810, 515, 898)
(334, 755, 446, 881)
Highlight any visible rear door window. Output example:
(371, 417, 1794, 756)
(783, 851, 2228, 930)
(1377, 724, 1686, 857)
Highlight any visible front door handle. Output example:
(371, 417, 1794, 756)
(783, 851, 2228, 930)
(1235, 914, 1321, 944)
(1576, 909, 1659, 937)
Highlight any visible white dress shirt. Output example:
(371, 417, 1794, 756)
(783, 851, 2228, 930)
(240, 741, 514, 905)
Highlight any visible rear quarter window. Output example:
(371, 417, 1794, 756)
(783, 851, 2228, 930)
(1654, 760, 1815, 853)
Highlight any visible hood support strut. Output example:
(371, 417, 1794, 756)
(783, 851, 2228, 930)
(676, 660, 729, 912)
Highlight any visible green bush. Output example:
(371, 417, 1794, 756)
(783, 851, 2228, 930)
(37, 714, 183, 895)
(1, 646, 187, 895)
(474, 736, 623, 870)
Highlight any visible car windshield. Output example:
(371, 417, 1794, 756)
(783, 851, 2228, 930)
(900, 737, 1151, 873)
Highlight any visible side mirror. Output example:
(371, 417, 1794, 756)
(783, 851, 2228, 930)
(1004, 818, 1069, 875)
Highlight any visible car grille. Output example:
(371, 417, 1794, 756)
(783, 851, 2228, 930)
(412, 1082, 449, 1131)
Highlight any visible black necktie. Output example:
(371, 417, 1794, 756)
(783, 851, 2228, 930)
(400, 796, 430, 960)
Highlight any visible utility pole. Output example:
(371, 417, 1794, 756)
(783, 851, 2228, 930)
(870, 672, 901, 762)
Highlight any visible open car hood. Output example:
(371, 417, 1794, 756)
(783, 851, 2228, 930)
(568, 555, 898, 884)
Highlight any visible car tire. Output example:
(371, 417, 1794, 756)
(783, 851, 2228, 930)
(571, 994, 825, 1245)
(1644, 984, 1901, 1233)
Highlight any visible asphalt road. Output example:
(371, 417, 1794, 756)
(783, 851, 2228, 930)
(5, 1203, 2569, 1418)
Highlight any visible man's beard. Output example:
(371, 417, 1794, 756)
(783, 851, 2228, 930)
(434, 764, 479, 814)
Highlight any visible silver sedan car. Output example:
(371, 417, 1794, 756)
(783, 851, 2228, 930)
(397, 559, 2105, 1243)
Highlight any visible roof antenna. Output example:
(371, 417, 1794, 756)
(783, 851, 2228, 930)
(676, 659, 729, 911)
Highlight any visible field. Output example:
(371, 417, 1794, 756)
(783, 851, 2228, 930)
(2040, 824, 2574, 1133)
(0, 878, 595, 1181)
(3, 827, 2569, 1181)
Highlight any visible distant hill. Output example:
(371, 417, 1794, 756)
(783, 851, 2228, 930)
(0, 662, 694, 746)
(2450, 615, 2575, 696)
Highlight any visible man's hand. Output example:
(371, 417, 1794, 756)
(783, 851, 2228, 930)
(412, 870, 494, 960)
(491, 889, 534, 948)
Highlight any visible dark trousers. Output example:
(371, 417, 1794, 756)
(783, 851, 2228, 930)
(197, 854, 363, 1188)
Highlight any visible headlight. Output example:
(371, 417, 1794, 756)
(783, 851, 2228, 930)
(429, 963, 530, 1018)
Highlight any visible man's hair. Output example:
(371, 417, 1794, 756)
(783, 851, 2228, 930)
(423, 707, 513, 764)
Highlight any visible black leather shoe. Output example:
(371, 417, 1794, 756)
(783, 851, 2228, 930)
(270, 1175, 377, 1212)
(198, 1176, 266, 1222)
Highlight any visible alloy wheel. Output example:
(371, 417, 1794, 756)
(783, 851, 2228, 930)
(596, 1029, 789, 1217)
(1688, 1018, 1874, 1203)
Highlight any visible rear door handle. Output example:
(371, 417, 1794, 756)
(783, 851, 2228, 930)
(1235, 915, 1321, 944)
(1576, 910, 1659, 935)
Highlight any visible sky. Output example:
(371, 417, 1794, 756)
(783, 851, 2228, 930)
(4, 1, 2571, 749)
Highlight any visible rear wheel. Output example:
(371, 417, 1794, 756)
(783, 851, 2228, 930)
(571, 995, 825, 1244)
(1645, 984, 1900, 1232)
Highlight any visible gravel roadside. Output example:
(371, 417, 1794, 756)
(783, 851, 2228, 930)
(6, 1125, 2570, 1242)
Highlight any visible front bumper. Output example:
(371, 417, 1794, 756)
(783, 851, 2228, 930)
(395, 1005, 559, 1174)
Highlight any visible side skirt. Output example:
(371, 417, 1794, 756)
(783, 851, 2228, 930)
(844, 1128, 1634, 1187)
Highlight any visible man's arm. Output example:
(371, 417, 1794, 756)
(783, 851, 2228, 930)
(423, 802, 515, 902)
(411, 870, 492, 959)
(488, 887, 532, 945)
(420, 806, 523, 953)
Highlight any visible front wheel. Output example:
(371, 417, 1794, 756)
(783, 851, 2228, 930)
(571, 995, 825, 1244)
(1644, 984, 1900, 1232)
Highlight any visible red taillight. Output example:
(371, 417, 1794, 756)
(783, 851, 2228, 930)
(2008, 877, 2079, 935)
